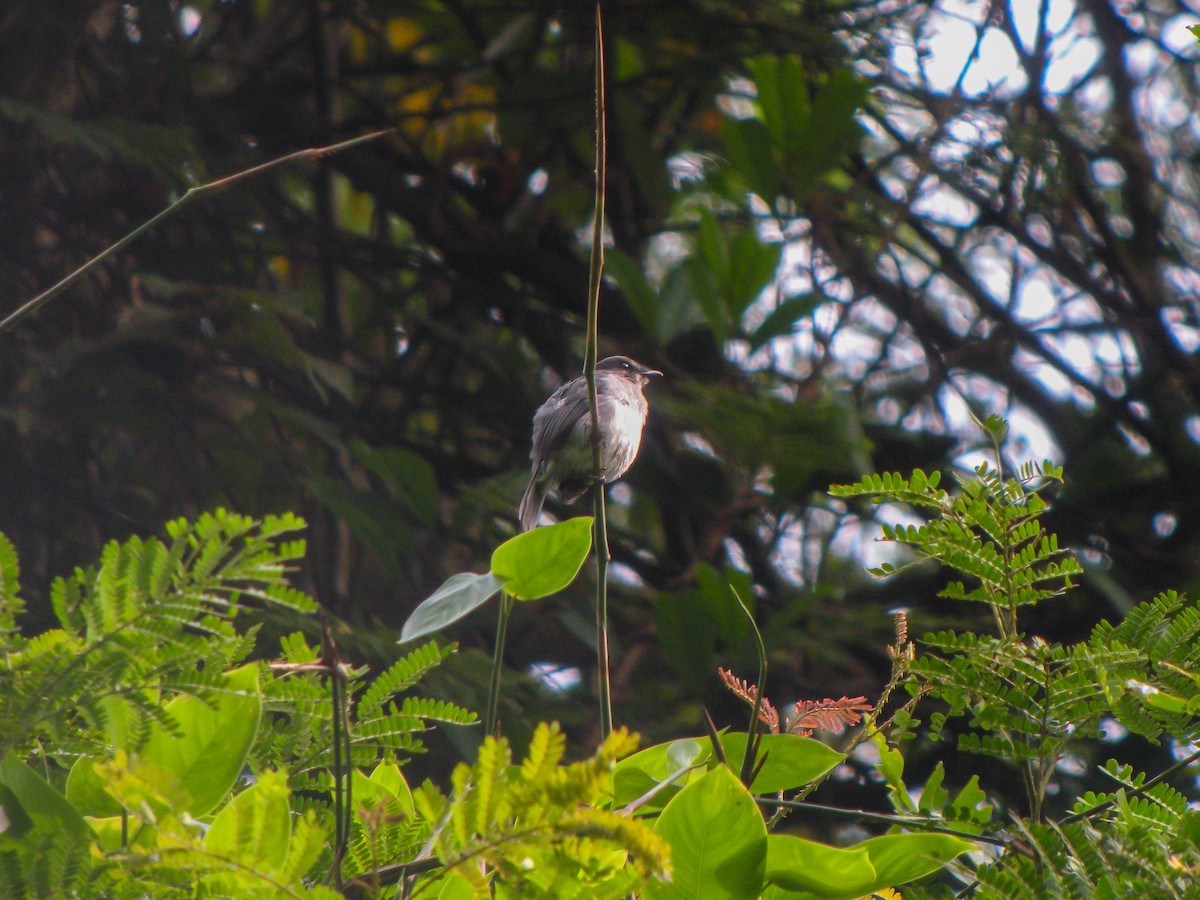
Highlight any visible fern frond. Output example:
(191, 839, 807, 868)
(357, 641, 456, 717)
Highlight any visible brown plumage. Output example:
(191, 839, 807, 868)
(519, 356, 660, 531)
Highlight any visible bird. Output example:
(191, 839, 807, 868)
(519, 356, 661, 531)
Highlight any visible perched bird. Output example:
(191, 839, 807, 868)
(519, 356, 661, 531)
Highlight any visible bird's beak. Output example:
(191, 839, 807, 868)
(640, 367, 663, 378)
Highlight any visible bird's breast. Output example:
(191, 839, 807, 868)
(598, 393, 648, 481)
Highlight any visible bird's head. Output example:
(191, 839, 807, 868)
(597, 355, 662, 386)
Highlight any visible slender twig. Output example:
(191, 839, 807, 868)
(0, 128, 396, 333)
(754, 797, 1010, 849)
(585, 3, 612, 740)
(621, 761, 706, 815)
(484, 592, 514, 737)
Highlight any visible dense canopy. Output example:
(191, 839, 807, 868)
(3, 0, 1199, 807)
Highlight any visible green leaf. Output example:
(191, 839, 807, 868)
(140, 663, 262, 817)
(764, 833, 874, 897)
(725, 229, 781, 322)
(400, 571, 506, 643)
(65, 757, 123, 818)
(0, 753, 91, 846)
(490, 516, 593, 600)
(352, 760, 415, 816)
(647, 765, 767, 900)
(613, 738, 710, 807)
(746, 56, 810, 162)
(719, 732, 844, 794)
(204, 769, 292, 883)
(720, 116, 779, 205)
(858, 833, 977, 891)
(765, 832, 974, 898)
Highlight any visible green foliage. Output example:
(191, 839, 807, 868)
(836, 432, 1200, 896)
(0, 510, 312, 761)
(0, 513, 466, 897)
(833, 459, 1080, 633)
(400, 517, 593, 643)
(415, 722, 670, 897)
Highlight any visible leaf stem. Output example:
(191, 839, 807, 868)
(485, 592, 514, 737)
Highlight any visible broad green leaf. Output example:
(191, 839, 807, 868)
(647, 765, 766, 900)
(0, 754, 90, 846)
(788, 68, 866, 193)
(695, 210, 730, 281)
(400, 571, 506, 643)
(859, 833, 976, 891)
(368, 759, 415, 815)
(748, 56, 810, 161)
(490, 516, 593, 600)
(764, 832, 975, 898)
(613, 738, 710, 806)
(65, 757, 122, 818)
(719, 733, 844, 794)
(351, 760, 415, 818)
(437, 872, 477, 900)
(204, 769, 292, 877)
(140, 663, 262, 817)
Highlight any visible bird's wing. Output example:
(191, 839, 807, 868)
(530, 376, 591, 463)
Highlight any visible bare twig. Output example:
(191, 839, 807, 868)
(0, 128, 395, 333)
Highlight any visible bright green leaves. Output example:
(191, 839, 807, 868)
(68, 664, 262, 820)
(763, 832, 975, 899)
(400, 517, 593, 642)
(648, 765, 766, 900)
(204, 769, 293, 884)
(618, 739, 975, 900)
(419, 723, 670, 896)
(139, 663, 263, 816)
(614, 732, 843, 810)
(832, 458, 1081, 627)
(491, 516, 593, 600)
(0, 532, 21, 632)
(718, 733, 845, 795)
(0, 754, 90, 847)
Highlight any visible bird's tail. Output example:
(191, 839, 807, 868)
(518, 475, 544, 531)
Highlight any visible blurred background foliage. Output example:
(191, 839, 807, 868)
(3, 0, 1200, 827)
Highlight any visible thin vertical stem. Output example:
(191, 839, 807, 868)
(585, 3, 612, 740)
(485, 592, 514, 737)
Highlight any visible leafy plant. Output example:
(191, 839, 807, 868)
(832, 417, 1200, 895)
(0, 511, 470, 897)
